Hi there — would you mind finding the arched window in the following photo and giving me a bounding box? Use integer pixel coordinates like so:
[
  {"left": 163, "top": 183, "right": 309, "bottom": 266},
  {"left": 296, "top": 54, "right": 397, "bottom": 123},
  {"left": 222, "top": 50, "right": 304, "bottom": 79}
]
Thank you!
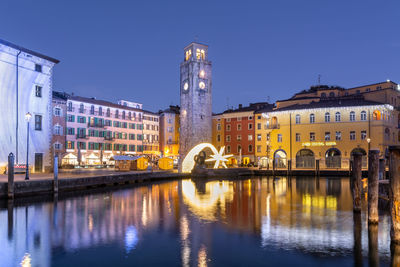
[
  {"left": 90, "top": 105, "right": 95, "bottom": 115},
  {"left": 128, "top": 112, "right": 132, "bottom": 119},
  {"left": 122, "top": 111, "right": 126, "bottom": 119},
  {"left": 99, "top": 107, "right": 103, "bottom": 116},
  {"left": 321, "top": 93, "right": 326, "bottom": 98},
  {"left": 310, "top": 113, "right": 315, "bottom": 123},
  {"left": 248, "top": 144, "right": 253, "bottom": 152},
  {"left": 335, "top": 112, "right": 341, "bottom": 122},
  {"left": 54, "top": 124, "right": 62, "bottom": 135},
  {"left": 329, "top": 92, "right": 335, "bottom": 98},
  {"left": 361, "top": 111, "right": 367, "bottom": 121},
  {"left": 115, "top": 110, "right": 119, "bottom": 118},
  {"left": 106, "top": 108, "right": 110, "bottom": 117},
  {"left": 373, "top": 110, "right": 381, "bottom": 120},
  {"left": 295, "top": 114, "right": 301, "bottom": 124},
  {"left": 79, "top": 103, "right": 84, "bottom": 113},
  {"left": 350, "top": 111, "right": 356, "bottom": 121},
  {"left": 325, "top": 112, "right": 330, "bottom": 122},
  {"left": 67, "top": 102, "right": 72, "bottom": 111},
  {"left": 385, "top": 128, "right": 390, "bottom": 140}
]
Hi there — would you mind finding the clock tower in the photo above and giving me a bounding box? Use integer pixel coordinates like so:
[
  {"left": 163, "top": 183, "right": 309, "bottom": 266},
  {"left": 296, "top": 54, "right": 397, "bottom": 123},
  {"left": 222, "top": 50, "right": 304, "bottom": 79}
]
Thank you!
[{"left": 179, "top": 42, "right": 212, "bottom": 168}]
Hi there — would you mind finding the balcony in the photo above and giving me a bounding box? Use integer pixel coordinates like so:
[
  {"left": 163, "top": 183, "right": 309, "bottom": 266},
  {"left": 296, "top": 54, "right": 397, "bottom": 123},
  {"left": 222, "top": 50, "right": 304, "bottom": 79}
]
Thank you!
[
  {"left": 104, "top": 136, "right": 114, "bottom": 141},
  {"left": 266, "top": 124, "right": 280, "bottom": 129},
  {"left": 87, "top": 122, "right": 105, "bottom": 128},
  {"left": 76, "top": 134, "right": 88, "bottom": 139}
]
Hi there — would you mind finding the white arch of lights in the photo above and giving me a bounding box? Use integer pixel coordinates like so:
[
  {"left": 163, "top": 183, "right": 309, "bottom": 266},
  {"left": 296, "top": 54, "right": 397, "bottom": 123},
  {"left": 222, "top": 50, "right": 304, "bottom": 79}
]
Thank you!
[{"left": 181, "top": 143, "right": 233, "bottom": 173}]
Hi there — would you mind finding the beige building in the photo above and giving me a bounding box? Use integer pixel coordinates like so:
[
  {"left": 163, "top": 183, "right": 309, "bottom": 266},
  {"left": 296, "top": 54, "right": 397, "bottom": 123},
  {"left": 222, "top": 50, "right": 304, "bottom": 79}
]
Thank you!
[
  {"left": 159, "top": 106, "right": 180, "bottom": 159},
  {"left": 142, "top": 111, "right": 160, "bottom": 158}
]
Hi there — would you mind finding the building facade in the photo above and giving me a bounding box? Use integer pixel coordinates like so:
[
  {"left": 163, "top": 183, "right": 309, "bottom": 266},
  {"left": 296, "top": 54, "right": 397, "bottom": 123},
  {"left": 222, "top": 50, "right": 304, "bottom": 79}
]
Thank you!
[
  {"left": 179, "top": 42, "right": 212, "bottom": 165},
  {"left": 51, "top": 91, "right": 68, "bottom": 166},
  {"left": 159, "top": 106, "right": 180, "bottom": 159},
  {"left": 63, "top": 96, "right": 144, "bottom": 166},
  {"left": 0, "top": 39, "right": 59, "bottom": 173},
  {"left": 142, "top": 111, "right": 160, "bottom": 158}
]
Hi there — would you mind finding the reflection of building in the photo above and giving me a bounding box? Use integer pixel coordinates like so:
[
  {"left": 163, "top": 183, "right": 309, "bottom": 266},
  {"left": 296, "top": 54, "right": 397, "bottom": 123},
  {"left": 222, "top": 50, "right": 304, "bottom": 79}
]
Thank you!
[
  {"left": 0, "top": 39, "right": 59, "bottom": 173},
  {"left": 159, "top": 105, "right": 180, "bottom": 158},
  {"left": 255, "top": 81, "right": 400, "bottom": 169},
  {"left": 63, "top": 95, "right": 145, "bottom": 166},
  {"left": 51, "top": 91, "right": 68, "bottom": 166},
  {"left": 179, "top": 42, "right": 212, "bottom": 166}
]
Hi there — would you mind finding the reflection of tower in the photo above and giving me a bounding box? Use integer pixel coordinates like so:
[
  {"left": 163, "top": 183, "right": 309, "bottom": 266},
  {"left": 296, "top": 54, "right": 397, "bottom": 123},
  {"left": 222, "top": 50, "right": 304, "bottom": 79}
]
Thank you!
[{"left": 179, "top": 42, "right": 212, "bottom": 168}]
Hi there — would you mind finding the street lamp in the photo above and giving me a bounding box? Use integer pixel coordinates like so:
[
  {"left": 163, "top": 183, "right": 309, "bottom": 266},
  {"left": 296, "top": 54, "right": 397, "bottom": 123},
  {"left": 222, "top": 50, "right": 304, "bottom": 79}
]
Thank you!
[
  {"left": 25, "top": 112, "right": 32, "bottom": 180},
  {"left": 367, "top": 137, "right": 371, "bottom": 151}
]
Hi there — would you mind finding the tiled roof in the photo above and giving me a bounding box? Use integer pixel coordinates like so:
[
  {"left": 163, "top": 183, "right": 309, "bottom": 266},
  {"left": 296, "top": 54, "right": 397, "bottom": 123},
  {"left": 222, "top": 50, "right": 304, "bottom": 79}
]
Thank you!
[{"left": 68, "top": 95, "right": 144, "bottom": 112}]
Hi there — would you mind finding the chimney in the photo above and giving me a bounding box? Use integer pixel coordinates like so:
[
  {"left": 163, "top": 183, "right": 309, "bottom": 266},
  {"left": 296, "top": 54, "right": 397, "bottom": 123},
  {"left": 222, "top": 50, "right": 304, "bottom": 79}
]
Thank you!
[{"left": 239, "top": 104, "right": 243, "bottom": 109}]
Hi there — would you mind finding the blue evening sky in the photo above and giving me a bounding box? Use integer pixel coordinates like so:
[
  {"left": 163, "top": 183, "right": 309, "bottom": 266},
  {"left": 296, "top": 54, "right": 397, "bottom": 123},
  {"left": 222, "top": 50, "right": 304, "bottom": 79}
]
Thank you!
[{"left": 1, "top": 0, "right": 399, "bottom": 113}]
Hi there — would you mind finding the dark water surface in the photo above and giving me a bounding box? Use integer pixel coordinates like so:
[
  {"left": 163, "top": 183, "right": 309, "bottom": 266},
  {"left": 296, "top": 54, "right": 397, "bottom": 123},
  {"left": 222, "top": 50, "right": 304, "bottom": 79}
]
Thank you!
[{"left": 0, "top": 177, "right": 393, "bottom": 266}]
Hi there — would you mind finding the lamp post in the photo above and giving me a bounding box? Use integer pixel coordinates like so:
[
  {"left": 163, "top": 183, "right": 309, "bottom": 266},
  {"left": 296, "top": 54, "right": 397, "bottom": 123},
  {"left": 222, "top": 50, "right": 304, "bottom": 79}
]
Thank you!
[
  {"left": 25, "top": 112, "right": 32, "bottom": 180},
  {"left": 367, "top": 137, "right": 371, "bottom": 151}
]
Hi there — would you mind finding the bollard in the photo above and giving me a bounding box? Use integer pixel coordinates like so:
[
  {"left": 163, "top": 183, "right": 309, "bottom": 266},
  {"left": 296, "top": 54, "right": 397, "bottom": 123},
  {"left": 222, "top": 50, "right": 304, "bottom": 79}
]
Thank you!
[
  {"left": 353, "top": 212, "right": 362, "bottom": 266},
  {"left": 368, "top": 150, "right": 380, "bottom": 224},
  {"left": 379, "top": 158, "right": 386, "bottom": 180},
  {"left": 368, "top": 224, "right": 379, "bottom": 267},
  {"left": 351, "top": 153, "right": 362, "bottom": 212},
  {"left": 315, "top": 159, "right": 320, "bottom": 177},
  {"left": 7, "top": 153, "right": 14, "bottom": 199},
  {"left": 389, "top": 146, "right": 400, "bottom": 244},
  {"left": 53, "top": 155, "right": 59, "bottom": 194}
]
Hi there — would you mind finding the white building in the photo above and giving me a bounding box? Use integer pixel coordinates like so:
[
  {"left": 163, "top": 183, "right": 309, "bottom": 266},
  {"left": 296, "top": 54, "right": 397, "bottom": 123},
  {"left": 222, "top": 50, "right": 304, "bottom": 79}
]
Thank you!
[{"left": 0, "top": 39, "right": 59, "bottom": 173}]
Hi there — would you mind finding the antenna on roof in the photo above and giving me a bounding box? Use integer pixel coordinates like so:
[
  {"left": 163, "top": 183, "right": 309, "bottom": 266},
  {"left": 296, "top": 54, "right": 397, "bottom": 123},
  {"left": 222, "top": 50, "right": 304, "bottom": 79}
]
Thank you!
[{"left": 226, "top": 97, "right": 230, "bottom": 110}]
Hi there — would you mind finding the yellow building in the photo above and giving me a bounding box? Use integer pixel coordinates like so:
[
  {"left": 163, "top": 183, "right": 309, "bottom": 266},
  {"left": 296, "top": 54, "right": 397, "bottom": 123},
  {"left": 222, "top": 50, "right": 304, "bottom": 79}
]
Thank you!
[
  {"left": 212, "top": 114, "right": 224, "bottom": 150},
  {"left": 255, "top": 98, "right": 399, "bottom": 169},
  {"left": 159, "top": 106, "right": 180, "bottom": 159}
]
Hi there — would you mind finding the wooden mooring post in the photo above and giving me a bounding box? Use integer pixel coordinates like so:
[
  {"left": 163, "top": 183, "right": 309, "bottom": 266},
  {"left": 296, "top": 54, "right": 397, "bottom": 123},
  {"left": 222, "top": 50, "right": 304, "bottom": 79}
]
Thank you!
[
  {"left": 315, "top": 159, "right": 320, "bottom": 177},
  {"left": 389, "top": 146, "right": 400, "bottom": 245},
  {"left": 368, "top": 149, "right": 379, "bottom": 224},
  {"left": 353, "top": 212, "right": 362, "bottom": 266},
  {"left": 351, "top": 152, "right": 362, "bottom": 212},
  {"left": 287, "top": 159, "right": 291, "bottom": 177},
  {"left": 7, "top": 153, "right": 14, "bottom": 199},
  {"left": 53, "top": 155, "right": 59, "bottom": 194},
  {"left": 379, "top": 158, "right": 386, "bottom": 180}
]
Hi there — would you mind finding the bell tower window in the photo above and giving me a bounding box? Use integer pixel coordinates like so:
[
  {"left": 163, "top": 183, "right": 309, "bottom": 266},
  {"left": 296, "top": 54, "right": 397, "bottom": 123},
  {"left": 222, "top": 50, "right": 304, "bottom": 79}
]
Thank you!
[{"left": 185, "top": 49, "right": 192, "bottom": 61}]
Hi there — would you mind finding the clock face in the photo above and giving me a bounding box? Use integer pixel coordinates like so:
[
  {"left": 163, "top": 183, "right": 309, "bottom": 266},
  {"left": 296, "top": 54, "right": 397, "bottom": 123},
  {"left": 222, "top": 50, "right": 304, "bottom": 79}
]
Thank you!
[
  {"left": 199, "top": 81, "right": 206, "bottom": 90},
  {"left": 183, "top": 82, "right": 189, "bottom": 92}
]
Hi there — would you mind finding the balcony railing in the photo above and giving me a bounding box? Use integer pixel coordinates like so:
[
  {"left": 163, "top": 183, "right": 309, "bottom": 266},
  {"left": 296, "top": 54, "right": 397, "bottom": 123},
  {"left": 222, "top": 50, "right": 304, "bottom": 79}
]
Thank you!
[
  {"left": 76, "top": 134, "right": 88, "bottom": 139},
  {"left": 266, "top": 124, "right": 280, "bottom": 129},
  {"left": 87, "top": 122, "right": 105, "bottom": 128},
  {"left": 78, "top": 108, "right": 86, "bottom": 114},
  {"left": 67, "top": 107, "right": 75, "bottom": 112},
  {"left": 104, "top": 136, "right": 114, "bottom": 141}
]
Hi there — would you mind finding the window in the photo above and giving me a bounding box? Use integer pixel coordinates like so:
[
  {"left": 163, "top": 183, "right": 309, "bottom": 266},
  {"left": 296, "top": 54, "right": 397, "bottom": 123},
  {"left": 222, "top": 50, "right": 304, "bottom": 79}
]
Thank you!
[
  {"left": 106, "top": 108, "right": 111, "bottom": 117},
  {"left": 237, "top": 135, "right": 242, "bottom": 141},
  {"left": 115, "top": 110, "right": 119, "bottom": 118},
  {"left": 248, "top": 135, "right": 253, "bottom": 141},
  {"left": 321, "top": 93, "right": 326, "bottom": 98},
  {"left": 237, "top": 145, "right": 242, "bottom": 152},
  {"left": 248, "top": 116, "right": 253, "bottom": 120},
  {"left": 66, "top": 141, "right": 74, "bottom": 149},
  {"left": 257, "top": 145, "right": 261, "bottom": 153},
  {"left": 122, "top": 111, "right": 125, "bottom": 119},
  {"left": 35, "top": 64, "right": 42, "bottom": 72},
  {"left": 54, "top": 124, "right": 62, "bottom": 135},
  {"left": 216, "top": 123, "right": 221, "bottom": 131},
  {"left": 296, "top": 133, "right": 300, "bottom": 142},
  {"left": 336, "top": 131, "right": 341, "bottom": 141},
  {"left": 310, "top": 113, "right": 315, "bottom": 124},
  {"left": 361, "top": 111, "right": 367, "bottom": 121},
  {"left": 325, "top": 112, "right": 330, "bottom": 122},
  {"left": 310, "top": 132, "right": 315, "bottom": 141},
  {"left": 226, "top": 145, "right": 231, "bottom": 153},
  {"left": 226, "top": 135, "right": 231, "bottom": 142},
  {"left": 35, "top": 115, "right": 42, "bottom": 130},
  {"left": 90, "top": 105, "right": 95, "bottom": 115},
  {"left": 226, "top": 118, "right": 231, "bottom": 122},
  {"left": 78, "top": 116, "right": 85, "bottom": 123},
  {"left": 67, "top": 128, "right": 74, "bottom": 135},
  {"left": 257, "top": 134, "right": 261, "bottom": 141},
  {"left": 67, "top": 102, "right": 73, "bottom": 112},
  {"left": 335, "top": 112, "right": 341, "bottom": 122},
  {"left": 295, "top": 114, "right": 301, "bottom": 124},
  {"left": 237, "top": 124, "right": 242, "bottom": 131},
  {"left": 67, "top": 115, "right": 74, "bottom": 122},
  {"left": 99, "top": 107, "right": 103, "bottom": 116},
  {"left": 361, "top": 130, "right": 367, "bottom": 140},
  {"left": 226, "top": 125, "right": 231, "bottom": 131},
  {"left": 54, "top": 107, "right": 61, "bottom": 116},
  {"left": 325, "top": 132, "right": 331, "bottom": 141},
  {"left": 79, "top": 103, "right": 84, "bottom": 113},
  {"left": 257, "top": 123, "right": 261, "bottom": 130},
  {"left": 350, "top": 111, "right": 356, "bottom": 121},
  {"left": 35, "top": 85, "right": 42, "bottom": 97},
  {"left": 217, "top": 135, "right": 221, "bottom": 142},
  {"left": 329, "top": 92, "right": 335, "bottom": 98},
  {"left": 350, "top": 131, "right": 356, "bottom": 140},
  {"left": 248, "top": 123, "right": 253, "bottom": 130},
  {"left": 277, "top": 134, "right": 282, "bottom": 143},
  {"left": 237, "top": 117, "right": 242, "bottom": 121},
  {"left": 54, "top": 142, "right": 62, "bottom": 150},
  {"left": 248, "top": 145, "right": 253, "bottom": 152},
  {"left": 266, "top": 133, "right": 270, "bottom": 141}
]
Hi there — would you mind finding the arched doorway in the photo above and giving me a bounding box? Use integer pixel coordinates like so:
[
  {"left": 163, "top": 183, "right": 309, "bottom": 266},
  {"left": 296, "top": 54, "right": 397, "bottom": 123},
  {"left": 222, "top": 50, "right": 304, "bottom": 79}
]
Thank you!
[
  {"left": 296, "top": 149, "right": 315, "bottom": 168},
  {"left": 273, "top": 149, "right": 287, "bottom": 168},
  {"left": 351, "top": 148, "right": 367, "bottom": 168},
  {"left": 259, "top": 157, "right": 269, "bottom": 168},
  {"left": 325, "top": 148, "right": 341, "bottom": 168}
]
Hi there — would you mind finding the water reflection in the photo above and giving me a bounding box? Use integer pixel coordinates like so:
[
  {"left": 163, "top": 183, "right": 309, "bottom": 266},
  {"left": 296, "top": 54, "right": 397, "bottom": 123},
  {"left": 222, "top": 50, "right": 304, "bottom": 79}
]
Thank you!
[{"left": 0, "top": 177, "right": 393, "bottom": 266}]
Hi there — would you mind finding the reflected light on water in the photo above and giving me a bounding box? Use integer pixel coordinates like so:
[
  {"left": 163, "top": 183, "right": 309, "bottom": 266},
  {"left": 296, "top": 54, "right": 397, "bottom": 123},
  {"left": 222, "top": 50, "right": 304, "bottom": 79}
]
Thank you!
[
  {"left": 181, "top": 180, "right": 233, "bottom": 221},
  {"left": 88, "top": 214, "right": 93, "bottom": 232},
  {"left": 180, "top": 216, "right": 190, "bottom": 267},
  {"left": 20, "top": 253, "right": 31, "bottom": 267},
  {"left": 302, "top": 194, "right": 337, "bottom": 210},
  {"left": 198, "top": 245, "right": 208, "bottom": 267},
  {"left": 125, "top": 226, "right": 138, "bottom": 253},
  {"left": 141, "top": 196, "right": 148, "bottom": 226}
]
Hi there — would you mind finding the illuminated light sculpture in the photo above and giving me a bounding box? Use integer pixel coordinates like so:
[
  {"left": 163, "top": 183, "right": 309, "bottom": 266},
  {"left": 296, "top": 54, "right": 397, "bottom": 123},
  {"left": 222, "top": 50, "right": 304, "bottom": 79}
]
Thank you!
[{"left": 181, "top": 143, "right": 233, "bottom": 173}]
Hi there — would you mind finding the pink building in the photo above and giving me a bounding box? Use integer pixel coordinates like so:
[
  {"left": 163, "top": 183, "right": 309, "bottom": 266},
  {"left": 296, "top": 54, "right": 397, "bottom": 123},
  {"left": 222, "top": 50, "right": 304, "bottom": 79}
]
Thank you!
[{"left": 62, "top": 95, "right": 144, "bottom": 166}]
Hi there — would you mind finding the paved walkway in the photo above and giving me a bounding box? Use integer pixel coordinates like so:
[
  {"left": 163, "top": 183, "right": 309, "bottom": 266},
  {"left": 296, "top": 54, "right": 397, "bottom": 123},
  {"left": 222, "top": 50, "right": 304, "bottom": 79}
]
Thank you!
[{"left": 0, "top": 169, "right": 175, "bottom": 182}]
